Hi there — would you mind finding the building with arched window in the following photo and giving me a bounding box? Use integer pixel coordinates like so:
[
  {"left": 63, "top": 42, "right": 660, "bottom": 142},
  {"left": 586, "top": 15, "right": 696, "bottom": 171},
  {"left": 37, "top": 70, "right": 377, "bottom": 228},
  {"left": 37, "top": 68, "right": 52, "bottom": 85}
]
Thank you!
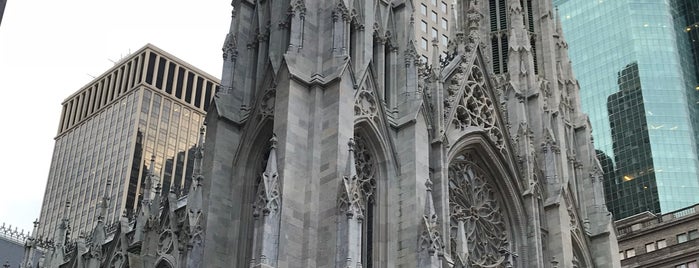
[{"left": 30, "top": 1, "right": 622, "bottom": 267}]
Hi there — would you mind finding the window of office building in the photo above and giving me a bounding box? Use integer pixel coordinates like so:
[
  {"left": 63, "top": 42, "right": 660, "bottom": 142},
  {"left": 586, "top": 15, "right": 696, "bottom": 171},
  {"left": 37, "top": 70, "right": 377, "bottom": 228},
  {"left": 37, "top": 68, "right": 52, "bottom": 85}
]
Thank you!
[
  {"left": 689, "top": 229, "right": 699, "bottom": 240},
  {"left": 441, "top": 35, "right": 448, "bottom": 46},
  {"left": 431, "top": 28, "right": 438, "bottom": 39},
  {"left": 645, "top": 242, "right": 655, "bottom": 253},
  {"left": 619, "top": 251, "right": 625, "bottom": 260},
  {"left": 431, "top": 11, "right": 438, "bottom": 22},
  {"left": 420, "top": 4, "right": 427, "bottom": 15},
  {"left": 657, "top": 239, "right": 667, "bottom": 249},
  {"left": 441, "top": 1, "right": 448, "bottom": 13},
  {"left": 421, "top": 20, "right": 427, "bottom": 33},
  {"left": 421, "top": 38, "right": 428, "bottom": 50},
  {"left": 441, "top": 18, "right": 448, "bottom": 30},
  {"left": 625, "top": 248, "right": 635, "bottom": 258},
  {"left": 678, "top": 233, "right": 688, "bottom": 243},
  {"left": 676, "top": 261, "right": 698, "bottom": 268}
]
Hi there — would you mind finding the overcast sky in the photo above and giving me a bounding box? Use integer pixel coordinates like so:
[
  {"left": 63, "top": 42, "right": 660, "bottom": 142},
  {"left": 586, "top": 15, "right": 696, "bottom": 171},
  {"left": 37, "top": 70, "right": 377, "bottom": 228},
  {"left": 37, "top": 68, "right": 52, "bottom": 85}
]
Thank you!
[{"left": 0, "top": 1, "right": 230, "bottom": 233}]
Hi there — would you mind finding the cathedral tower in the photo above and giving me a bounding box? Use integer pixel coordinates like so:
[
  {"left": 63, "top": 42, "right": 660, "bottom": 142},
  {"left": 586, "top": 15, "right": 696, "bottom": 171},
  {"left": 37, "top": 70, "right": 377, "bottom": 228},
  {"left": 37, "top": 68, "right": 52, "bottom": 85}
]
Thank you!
[
  {"left": 200, "top": 0, "right": 621, "bottom": 267},
  {"left": 32, "top": 1, "right": 621, "bottom": 267}
]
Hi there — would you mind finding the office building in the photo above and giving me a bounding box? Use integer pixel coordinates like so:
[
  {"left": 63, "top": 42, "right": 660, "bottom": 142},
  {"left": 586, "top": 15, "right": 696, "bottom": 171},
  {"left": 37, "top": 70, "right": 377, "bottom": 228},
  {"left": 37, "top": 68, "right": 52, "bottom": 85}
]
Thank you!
[
  {"left": 414, "top": 0, "right": 450, "bottom": 63},
  {"left": 36, "top": 44, "right": 220, "bottom": 240},
  {"left": 554, "top": 0, "right": 699, "bottom": 219},
  {"left": 616, "top": 204, "right": 699, "bottom": 267}
]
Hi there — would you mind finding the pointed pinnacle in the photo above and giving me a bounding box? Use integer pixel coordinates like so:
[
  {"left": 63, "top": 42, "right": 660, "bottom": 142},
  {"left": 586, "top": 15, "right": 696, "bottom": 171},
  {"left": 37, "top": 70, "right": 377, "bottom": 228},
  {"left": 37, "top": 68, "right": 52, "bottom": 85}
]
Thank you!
[
  {"left": 198, "top": 125, "right": 206, "bottom": 146},
  {"left": 149, "top": 155, "right": 156, "bottom": 174}
]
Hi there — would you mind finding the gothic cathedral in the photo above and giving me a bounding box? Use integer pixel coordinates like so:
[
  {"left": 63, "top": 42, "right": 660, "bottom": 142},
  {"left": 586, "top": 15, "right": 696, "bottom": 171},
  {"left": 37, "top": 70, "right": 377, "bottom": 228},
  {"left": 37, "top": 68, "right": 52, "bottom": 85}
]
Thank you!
[{"left": 29, "top": 0, "right": 622, "bottom": 267}]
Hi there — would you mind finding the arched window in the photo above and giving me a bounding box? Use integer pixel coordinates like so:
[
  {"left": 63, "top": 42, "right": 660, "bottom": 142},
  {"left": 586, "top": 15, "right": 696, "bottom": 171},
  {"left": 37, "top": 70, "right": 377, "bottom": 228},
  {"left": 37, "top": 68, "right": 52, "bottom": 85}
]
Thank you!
[
  {"left": 448, "top": 152, "right": 513, "bottom": 267},
  {"left": 353, "top": 135, "right": 377, "bottom": 267}
]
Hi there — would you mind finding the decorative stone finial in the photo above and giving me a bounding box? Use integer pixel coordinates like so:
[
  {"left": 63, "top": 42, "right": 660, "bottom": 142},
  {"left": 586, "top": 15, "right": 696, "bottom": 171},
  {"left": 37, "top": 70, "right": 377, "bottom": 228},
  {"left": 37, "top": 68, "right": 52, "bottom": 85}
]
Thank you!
[
  {"left": 149, "top": 155, "right": 156, "bottom": 171},
  {"left": 270, "top": 134, "right": 278, "bottom": 149},
  {"left": 348, "top": 138, "right": 356, "bottom": 152}
]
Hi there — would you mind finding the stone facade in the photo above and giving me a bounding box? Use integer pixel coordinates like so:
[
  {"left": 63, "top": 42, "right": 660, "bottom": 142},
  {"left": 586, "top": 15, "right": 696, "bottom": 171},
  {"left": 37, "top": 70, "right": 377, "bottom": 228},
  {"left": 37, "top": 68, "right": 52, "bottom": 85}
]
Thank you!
[
  {"left": 27, "top": 0, "right": 622, "bottom": 267},
  {"left": 616, "top": 204, "right": 699, "bottom": 267}
]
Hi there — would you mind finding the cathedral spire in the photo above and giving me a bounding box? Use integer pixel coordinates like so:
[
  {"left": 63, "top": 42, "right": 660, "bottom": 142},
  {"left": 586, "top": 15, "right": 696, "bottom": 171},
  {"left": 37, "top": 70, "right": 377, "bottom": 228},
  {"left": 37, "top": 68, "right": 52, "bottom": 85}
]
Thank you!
[
  {"left": 221, "top": 3, "right": 239, "bottom": 95},
  {"left": 418, "top": 178, "right": 443, "bottom": 267},
  {"left": 20, "top": 220, "right": 40, "bottom": 268},
  {"left": 507, "top": 0, "right": 537, "bottom": 93},
  {"left": 336, "top": 138, "right": 363, "bottom": 268},
  {"left": 251, "top": 134, "right": 281, "bottom": 268},
  {"left": 144, "top": 155, "right": 155, "bottom": 202},
  {"left": 186, "top": 126, "right": 205, "bottom": 243},
  {"left": 98, "top": 179, "right": 111, "bottom": 223}
]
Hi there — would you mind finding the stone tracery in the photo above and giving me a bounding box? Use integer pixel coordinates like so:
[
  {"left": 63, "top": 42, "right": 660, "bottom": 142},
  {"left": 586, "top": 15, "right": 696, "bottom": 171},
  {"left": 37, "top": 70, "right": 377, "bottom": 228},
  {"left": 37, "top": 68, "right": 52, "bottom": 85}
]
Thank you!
[
  {"left": 449, "top": 153, "right": 512, "bottom": 267},
  {"left": 353, "top": 136, "right": 377, "bottom": 205},
  {"left": 447, "top": 63, "right": 507, "bottom": 154}
]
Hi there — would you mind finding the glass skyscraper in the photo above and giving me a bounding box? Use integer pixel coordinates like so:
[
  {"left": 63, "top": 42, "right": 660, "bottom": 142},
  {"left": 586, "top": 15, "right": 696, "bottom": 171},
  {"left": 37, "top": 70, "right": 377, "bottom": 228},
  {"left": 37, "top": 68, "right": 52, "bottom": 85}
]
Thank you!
[
  {"left": 554, "top": 0, "right": 699, "bottom": 219},
  {"left": 37, "top": 44, "right": 220, "bottom": 239}
]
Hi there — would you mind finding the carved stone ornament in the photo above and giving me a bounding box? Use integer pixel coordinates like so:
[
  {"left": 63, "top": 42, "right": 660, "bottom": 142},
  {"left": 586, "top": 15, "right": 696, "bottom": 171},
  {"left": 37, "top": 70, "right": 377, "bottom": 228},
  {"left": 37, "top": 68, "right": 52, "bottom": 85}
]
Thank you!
[
  {"left": 290, "top": 0, "right": 307, "bottom": 18},
  {"left": 449, "top": 64, "right": 506, "bottom": 153},
  {"left": 158, "top": 230, "right": 175, "bottom": 254},
  {"left": 109, "top": 252, "right": 126, "bottom": 268},
  {"left": 222, "top": 33, "right": 238, "bottom": 61},
  {"left": 258, "top": 83, "right": 276, "bottom": 120},
  {"left": 253, "top": 136, "right": 281, "bottom": 217},
  {"left": 338, "top": 139, "right": 365, "bottom": 217},
  {"left": 354, "top": 83, "right": 379, "bottom": 121},
  {"left": 419, "top": 179, "right": 444, "bottom": 256},
  {"left": 332, "top": 0, "right": 350, "bottom": 22},
  {"left": 449, "top": 153, "right": 512, "bottom": 267},
  {"left": 568, "top": 203, "right": 578, "bottom": 231}
]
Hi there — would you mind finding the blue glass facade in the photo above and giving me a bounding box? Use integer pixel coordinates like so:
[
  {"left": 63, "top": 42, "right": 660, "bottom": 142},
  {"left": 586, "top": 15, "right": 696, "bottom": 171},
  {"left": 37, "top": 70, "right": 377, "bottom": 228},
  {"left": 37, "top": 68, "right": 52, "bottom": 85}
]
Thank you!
[{"left": 554, "top": 0, "right": 699, "bottom": 219}]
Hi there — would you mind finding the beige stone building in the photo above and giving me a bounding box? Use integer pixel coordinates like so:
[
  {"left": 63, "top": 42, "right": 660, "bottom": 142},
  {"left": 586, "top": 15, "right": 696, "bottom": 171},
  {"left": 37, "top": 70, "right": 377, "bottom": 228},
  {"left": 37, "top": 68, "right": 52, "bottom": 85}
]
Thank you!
[
  {"left": 36, "top": 44, "right": 220, "bottom": 240},
  {"left": 616, "top": 204, "right": 699, "bottom": 268}
]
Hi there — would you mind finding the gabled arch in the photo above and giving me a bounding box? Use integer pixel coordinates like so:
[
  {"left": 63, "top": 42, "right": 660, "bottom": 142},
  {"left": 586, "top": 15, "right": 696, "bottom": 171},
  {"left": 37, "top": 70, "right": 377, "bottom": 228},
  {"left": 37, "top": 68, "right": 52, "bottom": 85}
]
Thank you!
[
  {"left": 353, "top": 69, "right": 400, "bottom": 173},
  {"left": 446, "top": 133, "right": 528, "bottom": 267},
  {"left": 441, "top": 46, "right": 523, "bottom": 190},
  {"left": 571, "top": 235, "right": 592, "bottom": 268},
  {"left": 227, "top": 116, "right": 275, "bottom": 267},
  {"left": 352, "top": 120, "right": 399, "bottom": 267}
]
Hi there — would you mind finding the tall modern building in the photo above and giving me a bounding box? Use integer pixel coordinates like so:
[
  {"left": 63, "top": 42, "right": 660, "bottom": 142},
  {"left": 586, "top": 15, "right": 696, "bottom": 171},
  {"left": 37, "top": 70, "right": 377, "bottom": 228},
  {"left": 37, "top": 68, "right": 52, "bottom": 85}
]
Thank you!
[
  {"left": 36, "top": 44, "right": 220, "bottom": 240},
  {"left": 414, "top": 0, "right": 450, "bottom": 63},
  {"left": 554, "top": 0, "right": 699, "bottom": 219}
]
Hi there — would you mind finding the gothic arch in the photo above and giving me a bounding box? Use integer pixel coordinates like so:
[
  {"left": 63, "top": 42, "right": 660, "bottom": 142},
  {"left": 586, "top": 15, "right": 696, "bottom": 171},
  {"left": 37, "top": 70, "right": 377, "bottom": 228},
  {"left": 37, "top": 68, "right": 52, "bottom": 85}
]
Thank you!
[
  {"left": 231, "top": 120, "right": 275, "bottom": 267},
  {"left": 154, "top": 257, "right": 174, "bottom": 268},
  {"left": 446, "top": 133, "right": 527, "bottom": 267},
  {"left": 353, "top": 122, "right": 399, "bottom": 267},
  {"left": 571, "top": 230, "right": 592, "bottom": 268}
]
